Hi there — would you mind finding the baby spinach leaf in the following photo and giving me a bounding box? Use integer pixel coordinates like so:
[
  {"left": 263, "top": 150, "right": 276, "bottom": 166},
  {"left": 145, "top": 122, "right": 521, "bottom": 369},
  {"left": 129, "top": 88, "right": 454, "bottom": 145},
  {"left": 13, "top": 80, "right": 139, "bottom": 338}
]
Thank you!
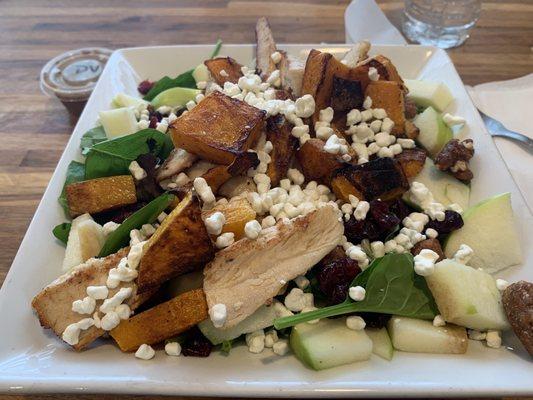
[
  {"left": 98, "top": 192, "right": 175, "bottom": 257},
  {"left": 143, "top": 39, "right": 223, "bottom": 101},
  {"left": 80, "top": 125, "right": 107, "bottom": 155},
  {"left": 58, "top": 160, "right": 86, "bottom": 215},
  {"left": 274, "top": 253, "right": 438, "bottom": 330},
  {"left": 84, "top": 129, "right": 173, "bottom": 180},
  {"left": 220, "top": 339, "right": 233, "bottom": 356},
  {"left": 52, "top": 222, "right": 71, "bottom": 245}
]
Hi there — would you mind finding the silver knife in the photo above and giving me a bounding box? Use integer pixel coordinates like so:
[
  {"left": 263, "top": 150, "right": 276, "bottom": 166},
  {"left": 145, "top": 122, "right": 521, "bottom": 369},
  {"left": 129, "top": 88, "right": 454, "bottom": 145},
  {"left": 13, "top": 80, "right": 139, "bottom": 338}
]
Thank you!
[{"left": 480, "top": 111, "right": 533, "bottom": 155}]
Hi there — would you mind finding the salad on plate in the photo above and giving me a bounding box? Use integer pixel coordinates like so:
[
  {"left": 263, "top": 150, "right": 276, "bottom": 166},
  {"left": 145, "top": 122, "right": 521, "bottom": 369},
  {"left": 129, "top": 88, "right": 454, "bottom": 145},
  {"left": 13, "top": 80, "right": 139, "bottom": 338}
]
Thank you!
[{"left": 32, "top": 18, "right": 531, "bottom": 369}]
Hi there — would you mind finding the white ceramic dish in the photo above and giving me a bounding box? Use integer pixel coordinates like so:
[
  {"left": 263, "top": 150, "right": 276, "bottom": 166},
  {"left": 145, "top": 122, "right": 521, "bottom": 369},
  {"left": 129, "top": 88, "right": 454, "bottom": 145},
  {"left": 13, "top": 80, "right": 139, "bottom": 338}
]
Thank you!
[{"left": 0, "top": 44, "right": 531, "bottom": 397}]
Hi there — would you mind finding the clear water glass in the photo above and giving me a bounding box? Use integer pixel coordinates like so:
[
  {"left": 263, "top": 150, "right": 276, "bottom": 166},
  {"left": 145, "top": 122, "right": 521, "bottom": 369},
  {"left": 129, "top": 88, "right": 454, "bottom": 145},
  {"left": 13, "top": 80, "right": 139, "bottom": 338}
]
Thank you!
[{"left": 402, "top": 0, "right": 482, "bottom": 49}]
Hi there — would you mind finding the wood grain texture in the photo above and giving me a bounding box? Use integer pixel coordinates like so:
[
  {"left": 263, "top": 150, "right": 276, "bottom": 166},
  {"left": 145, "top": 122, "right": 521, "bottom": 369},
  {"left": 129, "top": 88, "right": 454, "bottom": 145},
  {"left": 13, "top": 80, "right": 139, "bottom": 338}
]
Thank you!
[{"left": 0, "top": 0, "right": 532, "bottom": 399}]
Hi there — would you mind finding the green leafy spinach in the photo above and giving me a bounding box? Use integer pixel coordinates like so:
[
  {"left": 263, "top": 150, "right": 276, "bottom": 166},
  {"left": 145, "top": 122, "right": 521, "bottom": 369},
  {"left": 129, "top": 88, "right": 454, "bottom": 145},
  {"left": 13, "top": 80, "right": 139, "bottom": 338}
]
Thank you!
[
  {"left": 274, "top": 253, "right": 438, "bottom": 330},
  {"left": 84, "top": 128, "right": 173, "bottom": 180},
  {"left": 52, "top": 222, "right": 71, "bottom": 245},
  {"left": 58, "top": 160, "right": 86, "bottom": 215},
  {"left": 220, "top": 339, "right": 233, "bottom": 356},
  {"left": 80, "top": 125, "right": 107, "bottom": 156},
  {"left": 98, "top": 192, "right": 175, "bottom": 257},
  {"left": 143, "top": 39, "right": 223, "bottom": 101}
]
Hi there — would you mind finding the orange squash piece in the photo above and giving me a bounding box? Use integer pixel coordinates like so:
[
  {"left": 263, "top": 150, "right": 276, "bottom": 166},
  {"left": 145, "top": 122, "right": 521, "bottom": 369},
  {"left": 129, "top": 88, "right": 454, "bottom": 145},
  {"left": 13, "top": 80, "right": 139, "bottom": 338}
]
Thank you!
[
  {"left": 365, "top": 80, "right": 406, "bottom": 136},
  {"left": 202, "top": 194, "right": 256, "bottom": 240},
  {"left": 204, "top": 57, "right": 243, "bottom": 85}
]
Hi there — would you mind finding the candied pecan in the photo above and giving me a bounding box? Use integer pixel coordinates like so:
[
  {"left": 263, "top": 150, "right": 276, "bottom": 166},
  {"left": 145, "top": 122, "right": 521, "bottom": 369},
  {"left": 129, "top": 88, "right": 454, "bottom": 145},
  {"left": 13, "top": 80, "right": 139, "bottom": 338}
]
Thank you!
[
  {"left": 411, "top": 238, "right": 445, "bottom": 261},
  {"left": 434, "top": 139, "right": 475, "bottom": 183},
  {"left": 138, "top": 80, "right": 154, "bottom": 95},
  {"left": 404, "top": 97, "right": 418, "bottom": 120},
  {"left": 181, "top": 328, "right": 213, "bottom": 357},
  {"left": 502, "top": 281, "right": 533, "bottom": 356}
]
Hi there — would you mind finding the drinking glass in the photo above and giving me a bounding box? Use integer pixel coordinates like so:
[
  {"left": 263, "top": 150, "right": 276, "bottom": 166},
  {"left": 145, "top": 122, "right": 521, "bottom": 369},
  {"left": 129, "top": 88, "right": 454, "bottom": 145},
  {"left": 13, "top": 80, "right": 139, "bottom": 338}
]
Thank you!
[{"left": 402, "top": 0, "right": 482, "bottom": 49}]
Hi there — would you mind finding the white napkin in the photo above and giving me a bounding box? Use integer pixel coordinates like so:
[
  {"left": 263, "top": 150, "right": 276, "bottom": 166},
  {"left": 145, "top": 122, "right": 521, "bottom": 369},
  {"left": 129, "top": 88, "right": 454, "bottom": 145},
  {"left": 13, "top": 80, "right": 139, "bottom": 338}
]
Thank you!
[
  {"left": 467, "top": 75, "right": 533, "bottom": 209},
  {"left": 344, "top": 0, "right": 407, "bottom": 45}
]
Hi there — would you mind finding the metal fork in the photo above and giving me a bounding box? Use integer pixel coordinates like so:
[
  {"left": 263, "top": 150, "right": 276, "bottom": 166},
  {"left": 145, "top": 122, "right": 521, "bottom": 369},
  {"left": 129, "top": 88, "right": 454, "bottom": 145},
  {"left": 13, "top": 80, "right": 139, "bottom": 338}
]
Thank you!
[{"left": 480, "top": 111, "right": 533, "bottom": 155}]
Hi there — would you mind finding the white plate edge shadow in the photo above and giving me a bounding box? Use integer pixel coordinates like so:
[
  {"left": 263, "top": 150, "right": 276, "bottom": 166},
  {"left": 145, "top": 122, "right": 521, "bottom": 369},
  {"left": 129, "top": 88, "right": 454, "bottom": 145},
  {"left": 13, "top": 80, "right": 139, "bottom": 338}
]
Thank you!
[{"left": 0, "top": 44, "right": 531, "bottom": 397}]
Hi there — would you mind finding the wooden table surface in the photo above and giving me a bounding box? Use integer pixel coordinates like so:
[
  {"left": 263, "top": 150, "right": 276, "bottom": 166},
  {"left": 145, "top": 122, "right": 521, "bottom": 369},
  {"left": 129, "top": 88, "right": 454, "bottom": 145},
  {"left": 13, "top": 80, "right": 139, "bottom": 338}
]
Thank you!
[{"left": 0, "top": 0, "right": 532, "bottom": 399}]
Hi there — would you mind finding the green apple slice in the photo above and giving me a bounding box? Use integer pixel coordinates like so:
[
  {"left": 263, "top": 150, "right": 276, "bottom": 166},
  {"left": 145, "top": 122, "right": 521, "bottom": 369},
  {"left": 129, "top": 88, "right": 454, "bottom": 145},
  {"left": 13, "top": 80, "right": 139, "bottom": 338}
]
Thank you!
[
  {"left": 425, "top": 259, "right": 510, "bottom": 330},
  {"left": 192, "top": 63, "right": 210, "bottom": 83},
  {"left": 387, "top": 316, "right": 468, "bottom": 354},
  {"left": 111, "top": 93, "right": 149, "bottom": 109},
  {"left": 150, "top": 87, "right": 200, "bottom": 109},
  {"left": 366, "top": 327, "right": 394, "bottom": 361},
  {"left": 405, "top": 79, "right": 454, "bottom": 112},
  {"left": 62, "top": 214, "right": 104, "bottom": 272},
  {"left": 290, "top": 318, "right": 372, "bottom": 370},
  {"left": 413, "top": 106, "right": 453, "bottom": 157},
  {"left": 444, "top": 192, "right": 522, "bottom": 272},
  {"left": 99, "top": 107, "right": 138, "bottom": 139}
]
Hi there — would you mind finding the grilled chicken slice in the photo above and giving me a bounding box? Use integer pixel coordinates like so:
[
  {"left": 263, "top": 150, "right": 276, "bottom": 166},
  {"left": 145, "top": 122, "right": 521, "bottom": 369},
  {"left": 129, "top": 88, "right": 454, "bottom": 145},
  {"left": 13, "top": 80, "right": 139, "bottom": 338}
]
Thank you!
[
  {"left": 280, "top": 54, "right": 305, "bottom": 97},
  {"left": 32, "top": 249, "right": 154, "bottom": 351},
  {"left": 203, "top": 205, "right": 343, "bottom": 328},
  {"left": 255, "top": 17, "right": 277, "bottom": 80},
  {"left": 156, "top": 148, "right": 198, "bottom": 182},
  {"left": 341, "top": 41, "right": 371, "bottom": 67}
]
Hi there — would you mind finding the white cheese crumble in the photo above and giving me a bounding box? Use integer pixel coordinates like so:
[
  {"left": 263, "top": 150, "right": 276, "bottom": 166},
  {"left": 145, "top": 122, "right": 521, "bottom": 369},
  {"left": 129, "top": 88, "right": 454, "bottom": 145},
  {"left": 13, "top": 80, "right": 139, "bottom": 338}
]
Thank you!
[
  {"left": 165, "top": 341, "right": 182, "bottom": 356},
  {"left": 346, "top": 316, "right": 366, "bottom": 330},
  {"left": 294, "top": 94, "right": 316, "bottom": 118},
  {"left": 72, "top": 296, "right": 96, "bottom": 315},
  {"left": 193, "top": 177, "right": 216, "bottom": 206},
  {"left": 128, "top": 161, "right": 147, "bottom": 181},
  {"left": 453, "top": 244, "right": 474, "bottom": 265},
  {"left": 135, "top": 344, "right": 155, "bottom": 360},
  {"left": 406, "top": 182, "right": 446, "bottom": 221},
  {"left": 496, "top": 279, "right": 509, "bottom": 291},
  {"left": 362, "top": 96, "right": 372, "bottom": 110},
  {"left": 245, "top": 329, "right": 266, "bottom": 354},
  {"left": 485, "top": 330, "right": 502, "bottom": 349},
  {"left": 100, "top": 287, "right": 133, "bottom": 314},
  {"left": 432, "top": 314, "right": 446, "bottom": 327},
  {"left": 368, "top": 67, "right": 379, "bottom": 81},
  {"left": 294, "top": 275, "right": 310, "bottom": 290},
  {"left": 205, "top": 211, "right": 226, "bottom": 235},
  {"left": 87, "top": 285, "right": 109, "bottom": 300},
  {"left": 425, "top": 228, "right": 439, "bottom": 239},
  {"left": 284, "top": 288, "right": 314, "bottom": 312},
  {"left": 272, "top": 340, "right": 290, "bottom": 356},
  {"left": 264, "top": 330, "right": 279, "bottom": 348},
  {"left": 442, "top": 113, "right": 466, "bottom": 127},
  {"left": 371, "top": 241, "right": 385, "bottom": 258},
  {"left": 100, "top": 311, "right": 121, "bottom": 331},
  {"left": 270, "top": 51, "right": 282, "bottom": 64},
  {"left": 413, "top": 249, "right": 439, "bottom": 276},
  {"left": 353, "top": 201, "right": 370, "bottom": 221},
  {"left": 244, "top": 219, "right": 262, "bottom": 239},
  {"left": 61, "top": 318, "right": 94, "bottom": 345},
  {"left": 349, "top": 286, "right": 366, "bottom": 301},
  {"left": 215, "top": 232, "right": 235, "bottom": 249},
  {"left": 115, "top": 304, "right": 131, "bottom": 320},
  {"left": 209, "top": 303, "right": 227, "bottom": 328},
  {"left": 468, "top": 329, "right": 487, "bottom": 341}
]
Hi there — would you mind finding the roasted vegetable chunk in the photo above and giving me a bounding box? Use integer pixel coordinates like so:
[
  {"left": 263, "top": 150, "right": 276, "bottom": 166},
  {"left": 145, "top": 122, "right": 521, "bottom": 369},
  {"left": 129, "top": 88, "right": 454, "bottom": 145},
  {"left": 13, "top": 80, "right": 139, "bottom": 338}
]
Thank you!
[
  {"left": 204, "top": 57, "right": 243, "bottom": 85},
  {"left": 365, "top": 81, "right": 406, "bottom": 136},
  {"left": 137, "top": 192, "right": 215, "bottom": 292},
  {"left": 301, "top": 49, "right": 371, "bottom": 125},
  {"left": 266, "top": 116, "right": 299, "bottom": 186},
  {"left": 296, "top": 138, "right": 344, "bottom": 184},
  {"left": 111, "top": 289, "right": 208, "bottom": 352},
  {"left": 331, "top": 158, "right": 408, "bottom": 202},
  {"left": 404, "top": 120, "right": 420, "bottom": 140},
  {"left": 170, "top": 91, "right": 266, "bottom": 165},
  {"left": 202, "top": 194, "right": 256, "bottom": 239},
  {"left": 330, "top": 76, "right": 364, "bottom": 112},
  {"left": 66, "top": 175, "right": 137, "bottom": 217},
  {"left": 394, "top": 148, "right": 426, "bottom": 178}
]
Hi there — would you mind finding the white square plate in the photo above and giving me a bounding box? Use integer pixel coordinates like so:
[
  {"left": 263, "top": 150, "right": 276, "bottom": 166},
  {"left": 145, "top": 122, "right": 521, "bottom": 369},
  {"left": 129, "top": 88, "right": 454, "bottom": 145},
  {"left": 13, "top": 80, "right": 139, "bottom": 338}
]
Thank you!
[{"left": 0, "top": 44, "right": 531, "bottom": 397}]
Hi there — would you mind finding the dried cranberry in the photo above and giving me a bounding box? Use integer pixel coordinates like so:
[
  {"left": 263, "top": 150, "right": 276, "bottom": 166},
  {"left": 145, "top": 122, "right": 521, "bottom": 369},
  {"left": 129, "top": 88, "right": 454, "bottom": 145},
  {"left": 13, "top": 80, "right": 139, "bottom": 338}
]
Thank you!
[
  {"left": 181, "top": 329, "right": 213, "bottom": 357},
  {"left": 388, "top": 199, "right": 413, "bottom": 221},
  {"left": 137, "top": 80, "right": 154, "bottom": 95},
  {"left": 359, "top": 312, "right": 391, "bottom": 329},
  {"left": 426, "top": 210, "right": 464, "bottom": 235},
  {"left": 316, "top": 258, "right": 361, "bottom": 305},
  {"left": 148, "top": 116, "right": 158, "bottom": 129},
  {"left": 369, "top": 200, "right": 400, "bottom": 232}
]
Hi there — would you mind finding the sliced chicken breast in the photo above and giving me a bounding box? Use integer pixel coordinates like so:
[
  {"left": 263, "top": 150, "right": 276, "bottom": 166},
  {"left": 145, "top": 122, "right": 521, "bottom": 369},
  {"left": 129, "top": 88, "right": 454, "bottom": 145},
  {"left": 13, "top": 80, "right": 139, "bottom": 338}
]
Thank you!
[
  {"left": 203, "top": 205, "right": 343, "bottom": 328},
  {"left": 156, "top": 148, "right": 198, "bottom": 182}
]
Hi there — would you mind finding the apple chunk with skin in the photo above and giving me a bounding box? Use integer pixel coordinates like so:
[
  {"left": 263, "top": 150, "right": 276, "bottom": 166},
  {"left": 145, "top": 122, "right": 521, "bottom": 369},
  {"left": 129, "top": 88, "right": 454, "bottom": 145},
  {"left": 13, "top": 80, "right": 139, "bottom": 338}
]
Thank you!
[
  {"left": 444, "top": 192, "right": 522, "bottom": 273},
  {"left": 290, "top": 318, "right": 372, "bottom": 370},
  {"left": 366, "top": 327, "right": 394, "bottom": 361},
  {"left": 425, "top": 259, "right": 509, "bottom": 331},
  {"left": 387, "top": 316, "right": 468, "bottom": 354},
  {"left": 405, "top": 79, "right": 454, "bottom": 112},
  {"left": 413, "top": 106, "right": 453, "bottom": 158}
]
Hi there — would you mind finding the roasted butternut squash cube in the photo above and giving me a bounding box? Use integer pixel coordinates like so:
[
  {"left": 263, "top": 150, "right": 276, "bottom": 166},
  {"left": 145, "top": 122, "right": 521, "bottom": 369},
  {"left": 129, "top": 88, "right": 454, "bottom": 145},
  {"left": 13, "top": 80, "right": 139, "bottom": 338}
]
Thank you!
[
  {"left": 332, "top": 158, "right": 409, "bottom": 202},
  {"left": 301, "top": 49, "right": 372, "bottom": 125},
  {"left": 202, "top": 194, "right": 256, "bottom": 239},
  {"left": 170, "top": 91, "right": 266, "bottom": 165},
  {"left": 404, "top": 120, "right": 420, "bottom": 140},
  {"left": 137, "top": 192, "right": 215, "bottom": 292},
  {"left": 330, "top": 76, "right": 364, "bottom": 112},
  {"left": 360, "top": 55, "right": 406, "bottom": 91},
  {"left": 266, "top": 116, "right": 299, "bottom": 186},
  {"left": 365, "top": 81, "right": 406, "bottom": 136},
  {"left": 296, "top": 138, "right": 344, "bottom": 184},
  {"left": 204, "top": 56, "right": 243, "bottom": 85},
  {"left": 395, "top": 148, "right": 426, "bottom": 178},
  {"left": 110, "top": 289, "right": 208, "bottom": 352},
  {"left": 66, "top": 175, "right": 137, "bottom": 217}
]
